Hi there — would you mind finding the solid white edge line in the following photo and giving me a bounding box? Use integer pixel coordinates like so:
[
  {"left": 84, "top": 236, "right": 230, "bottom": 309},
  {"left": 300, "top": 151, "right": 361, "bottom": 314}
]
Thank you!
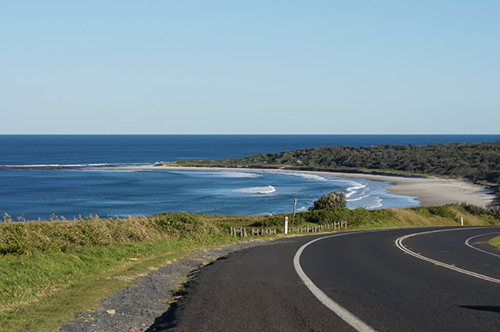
[
  {"left": 465, "top": 232, "right": 500, "bottom": 259},
  {"left": 395, "top": 228, "right": 500, "bottom": 284},
  {"left": 293, "top": 232, "right": 377, "bottom": 332}
]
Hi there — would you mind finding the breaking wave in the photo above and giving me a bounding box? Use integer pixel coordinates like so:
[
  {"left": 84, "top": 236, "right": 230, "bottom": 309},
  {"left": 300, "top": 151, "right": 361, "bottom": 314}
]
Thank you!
[
  {"left": 216, "top": 171, "right": 262, "bottom": 178},
  {"left": 233, "top": 185, "right": 276, "bottom": 195},
  {"left": 345, "top": 182, "right": 367, "bottom": 198},
  {"left": 284, "top": 172, "right": 330, "bottom": 181},
  {"left": 347, "top": 194, "right": 371, "bottom": 202},
  {"left": 366, "top": 196, "right": 383, "bottom": 209}
]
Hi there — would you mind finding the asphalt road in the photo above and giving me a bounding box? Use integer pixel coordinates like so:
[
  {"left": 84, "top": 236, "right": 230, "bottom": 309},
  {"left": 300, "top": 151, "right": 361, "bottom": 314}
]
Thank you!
[{"left": 150, "top": 227, "right": 500, "bottom": 331}]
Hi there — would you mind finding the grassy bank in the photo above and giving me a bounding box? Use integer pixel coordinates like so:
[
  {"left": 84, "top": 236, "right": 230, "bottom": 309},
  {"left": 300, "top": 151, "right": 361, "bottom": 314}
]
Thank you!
[
  {"left": 1, "top": 204, "right": 499, "bottom": 331},
  {"left": 0, "top": 213, "right": 254, "bottom": 331},
  {"left": 490, "top": 236, "right": 500, "bottom": 249}
]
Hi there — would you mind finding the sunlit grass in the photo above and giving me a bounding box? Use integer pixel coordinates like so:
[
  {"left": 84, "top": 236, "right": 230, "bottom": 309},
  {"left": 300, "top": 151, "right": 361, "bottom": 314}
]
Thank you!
[{"left": 0, "top": 236, "right": 249, "bottom": 332}]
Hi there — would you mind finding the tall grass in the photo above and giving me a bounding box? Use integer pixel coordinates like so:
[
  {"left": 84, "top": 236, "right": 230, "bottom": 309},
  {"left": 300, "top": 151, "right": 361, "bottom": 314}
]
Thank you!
[
  {"left": 2, "top": 204, "right": 497, "bottom": 258},
  {"left": 0, "top": 213, "right": 231, "bottom": 256}
]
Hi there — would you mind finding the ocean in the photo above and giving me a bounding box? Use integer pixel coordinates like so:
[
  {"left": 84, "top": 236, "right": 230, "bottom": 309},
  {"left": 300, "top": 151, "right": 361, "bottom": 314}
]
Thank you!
[{"left": 1, "top": 135, "right": 499, "bottom": 220}]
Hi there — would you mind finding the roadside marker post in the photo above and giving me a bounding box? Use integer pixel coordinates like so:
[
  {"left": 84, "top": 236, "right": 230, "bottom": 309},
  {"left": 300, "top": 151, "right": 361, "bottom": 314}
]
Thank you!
[
  {"left": 292, "top": 198, "right": 297, "bottom": 229},
  {"left": 461, "top": 217, "right": 464, "bottom": 226},
  {"left": 285, "top": 217, "right": 289, "bottom": 235}
]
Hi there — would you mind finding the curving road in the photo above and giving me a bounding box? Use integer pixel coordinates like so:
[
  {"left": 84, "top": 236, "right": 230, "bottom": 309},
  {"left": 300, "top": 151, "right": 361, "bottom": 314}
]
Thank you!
[{"left": 151, "top": 227, "right": 500, "bottom": 331}]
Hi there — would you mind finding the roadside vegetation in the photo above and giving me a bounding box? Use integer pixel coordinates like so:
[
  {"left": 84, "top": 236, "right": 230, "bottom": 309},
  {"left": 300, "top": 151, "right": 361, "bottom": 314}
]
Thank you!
[
  {"left": 161, "top": 141, "right": 500, "bottom": 199},
  {"left": 1, "top": 203, "right": 500, "bottom": 331},
  {"left": 250, "top": 203, "right": 499, "bottom": 229},
  {"left": 489, "top": 236, "right": 500, "bottom": 249},
  {"left": 0, "top": 213, "right": 262, "bottom": 332},
  {"left": 309, "top": 191, "right": 347, "bottom": 210}
]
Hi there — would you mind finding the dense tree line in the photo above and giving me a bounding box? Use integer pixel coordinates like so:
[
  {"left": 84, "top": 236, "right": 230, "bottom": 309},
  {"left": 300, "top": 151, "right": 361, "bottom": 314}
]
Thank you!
[
  {"left": 167, "top": 142, "right": 500, "bottom": 188},
  {"left": 227, "top": 142, "right": 500, "bottom": 185}
]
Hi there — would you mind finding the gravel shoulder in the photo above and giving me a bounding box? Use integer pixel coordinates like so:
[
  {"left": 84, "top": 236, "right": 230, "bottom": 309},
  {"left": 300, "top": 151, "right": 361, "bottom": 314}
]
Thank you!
[{"left": 59, "top": 240, "right": 271, "bottom": 332}]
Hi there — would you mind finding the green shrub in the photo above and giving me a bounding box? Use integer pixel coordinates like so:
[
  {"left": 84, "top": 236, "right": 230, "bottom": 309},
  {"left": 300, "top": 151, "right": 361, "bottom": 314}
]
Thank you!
[
  {"left": 456, "top": 203, "right": 500, "bottom": 220},
  {"left": 427, "top": 206, "right": 456, "bottom": 219},
  {"left": 309, "top": 191, "right": 347, "bottom": 210},
  {"left": 409, "top": 206, "right": 457, "bottom": 219}
]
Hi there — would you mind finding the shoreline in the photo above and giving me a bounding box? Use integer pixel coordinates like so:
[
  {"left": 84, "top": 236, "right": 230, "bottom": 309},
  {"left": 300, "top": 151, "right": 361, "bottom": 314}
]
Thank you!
[{"left": 100, "top": 165, "right": 497, "bottom": 207}]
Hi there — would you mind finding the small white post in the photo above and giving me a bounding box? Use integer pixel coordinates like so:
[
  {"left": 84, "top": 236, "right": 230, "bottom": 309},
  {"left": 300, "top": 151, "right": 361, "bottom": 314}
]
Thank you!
[
  {"left": 461, "top": 217, "right": 464, "bottom": 226},
  {"left": 285, "top": 216, "right": 289, "bottom": 235}
]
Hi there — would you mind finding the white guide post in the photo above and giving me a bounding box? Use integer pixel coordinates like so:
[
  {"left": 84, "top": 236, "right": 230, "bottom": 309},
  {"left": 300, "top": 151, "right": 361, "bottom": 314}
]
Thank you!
[
  {"left": 461, "top": 217, "right": 464, "bottom": 226},
  {"left": 285, "top": 216, "right": 289, "bottom": 235}
]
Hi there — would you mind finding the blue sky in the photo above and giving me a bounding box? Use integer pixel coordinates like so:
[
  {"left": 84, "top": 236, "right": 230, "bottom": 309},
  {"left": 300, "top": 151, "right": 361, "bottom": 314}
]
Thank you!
[{"left": 1, "top": 1, "right": 499, "bottom": 134}]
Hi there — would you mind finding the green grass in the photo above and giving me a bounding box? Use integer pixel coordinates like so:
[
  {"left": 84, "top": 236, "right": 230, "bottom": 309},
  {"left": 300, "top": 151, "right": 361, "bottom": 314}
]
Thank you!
[
  {"left": 0, "top": 234, "right": 257, "bottom": 332},
  {"left": 0, "top": 204, "right": 499, "bottom": 331},
  {"left": 490, "top": 236, "right": 500, "bottom": 249}
]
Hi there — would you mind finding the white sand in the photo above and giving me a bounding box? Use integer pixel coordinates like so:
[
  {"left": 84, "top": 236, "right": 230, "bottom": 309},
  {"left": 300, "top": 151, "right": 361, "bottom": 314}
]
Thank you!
[{"left": 100, "top": 166, "right": 497, "bottom": 207}]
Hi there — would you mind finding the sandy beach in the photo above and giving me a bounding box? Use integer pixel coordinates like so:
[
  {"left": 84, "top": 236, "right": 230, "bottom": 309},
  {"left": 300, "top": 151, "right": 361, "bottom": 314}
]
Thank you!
[{"left": 103, "top": 165, "right": 497, "bottom": 207}]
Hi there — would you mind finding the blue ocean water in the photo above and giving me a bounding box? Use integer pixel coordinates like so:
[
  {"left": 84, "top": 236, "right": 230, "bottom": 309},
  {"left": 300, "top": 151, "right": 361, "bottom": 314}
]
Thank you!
[{"left": 0, "top": 135, "right": 498, "bottom": 220}]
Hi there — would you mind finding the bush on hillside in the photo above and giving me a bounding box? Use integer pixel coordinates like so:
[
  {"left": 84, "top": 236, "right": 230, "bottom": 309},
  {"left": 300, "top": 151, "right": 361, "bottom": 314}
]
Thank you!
[
  {"left": 454, "top": 203, "right": 500, "bottom": 220},
  {"left": 309, "top": 191, "right": 347, "bottom": 210},
  {"left": 409, "top": 205, "right": 457, "bottom": 220}
]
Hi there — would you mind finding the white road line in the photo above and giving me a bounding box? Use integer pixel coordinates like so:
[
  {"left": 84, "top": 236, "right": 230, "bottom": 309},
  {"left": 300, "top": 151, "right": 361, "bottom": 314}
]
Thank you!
[
  {"left": 395, "top": 228, "right": 500, "bottom": 284},
  {"left": 293, "top": 232, "right": 377, "bottom": 332},
  {"left": 465, "top": 232, "right": 500, "bottom": 259}
]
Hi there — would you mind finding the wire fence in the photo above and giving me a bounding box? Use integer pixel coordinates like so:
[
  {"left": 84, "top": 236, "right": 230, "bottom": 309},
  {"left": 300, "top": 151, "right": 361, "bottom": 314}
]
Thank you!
[{"left": 229, "top": 220, "right": 348, "bottom": 238}]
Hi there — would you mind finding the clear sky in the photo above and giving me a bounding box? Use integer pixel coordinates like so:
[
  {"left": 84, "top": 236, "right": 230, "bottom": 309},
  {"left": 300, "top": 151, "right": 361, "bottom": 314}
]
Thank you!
[{"left": 1, "top": 1, "right": 499, "bottom": 134}]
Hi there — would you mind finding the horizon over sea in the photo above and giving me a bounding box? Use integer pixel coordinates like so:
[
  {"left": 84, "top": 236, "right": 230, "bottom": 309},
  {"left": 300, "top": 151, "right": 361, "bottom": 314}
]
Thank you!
[{"left": 1, "top": 134, "right": 499, "bottom": 220}]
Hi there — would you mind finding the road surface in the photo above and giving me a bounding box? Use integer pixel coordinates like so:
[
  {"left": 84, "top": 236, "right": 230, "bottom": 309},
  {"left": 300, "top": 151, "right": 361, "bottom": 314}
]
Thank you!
[{"left": 149, "top": 227, "right": 500, "bottom": 331}]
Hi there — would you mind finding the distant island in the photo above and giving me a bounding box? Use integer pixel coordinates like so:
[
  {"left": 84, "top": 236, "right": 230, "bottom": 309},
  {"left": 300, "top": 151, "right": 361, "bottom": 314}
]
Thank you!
[{"left": 161, "top": 141, "right": 500, "bottom": 202}]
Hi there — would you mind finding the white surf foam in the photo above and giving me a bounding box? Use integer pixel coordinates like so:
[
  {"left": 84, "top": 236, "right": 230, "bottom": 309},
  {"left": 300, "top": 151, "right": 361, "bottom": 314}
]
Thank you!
[
  {"left": 345, "top": 182, "right": 367, "bottom": 198},
  {"left": 347, "top": 194, "right": 371, "bottom": 202},
  {"left": 366, "top": 196, "right": 383, "bottom": 209},
  {"left": 284, "top": 172, "right": 330, "bottom": 181},
  {"left": 0, "top": 163, "right": 146, "bottom": 168},
  {"left": 233, "top": 185, "right": 276, "bottom": 195},
  {"left": 1, "top": 164, "right": 88, "bottom": 167},
  {"left": 332, "top": 178, "right": 367, "bottom": 195},
  {"left": 216, "top": 171, "right": 262, "bottom": 178}
]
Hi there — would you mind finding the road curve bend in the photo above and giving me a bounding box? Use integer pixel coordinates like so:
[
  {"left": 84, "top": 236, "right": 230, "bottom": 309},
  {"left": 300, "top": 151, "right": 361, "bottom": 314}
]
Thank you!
[{"left": 153, "top": 227, "right": 500, "bottom": 331}]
